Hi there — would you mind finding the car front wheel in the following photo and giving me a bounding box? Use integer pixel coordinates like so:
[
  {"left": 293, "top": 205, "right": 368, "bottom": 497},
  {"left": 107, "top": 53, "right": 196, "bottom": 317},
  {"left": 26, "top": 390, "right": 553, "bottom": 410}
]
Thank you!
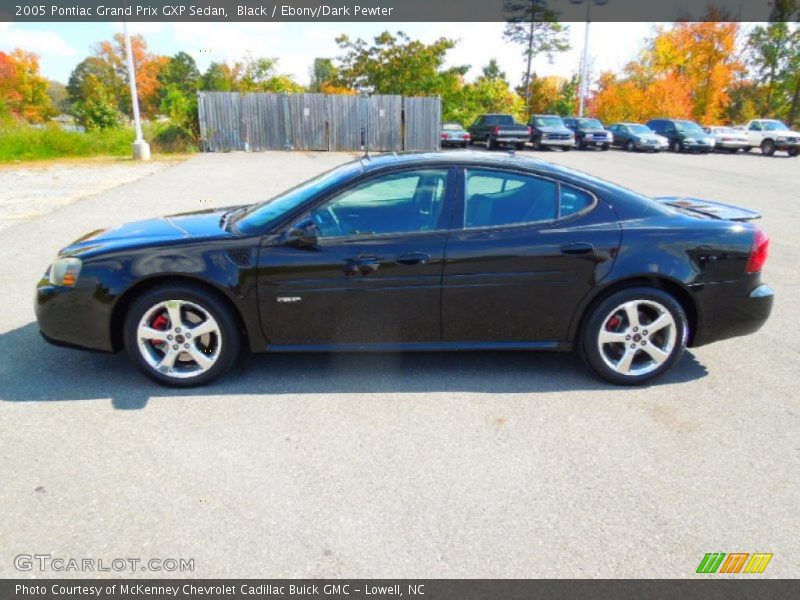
[
  {"left": 761, "top": 139, "right": 776, "bottom": 156},
  {"left": 124, "top": 283, "right": 241, "bottom": 387},
  {"left": 581, "top": 287, "right": 688, "bottom": 386},
  {"left": 789, "top": 147, "right": 799, "bottom": 157}
]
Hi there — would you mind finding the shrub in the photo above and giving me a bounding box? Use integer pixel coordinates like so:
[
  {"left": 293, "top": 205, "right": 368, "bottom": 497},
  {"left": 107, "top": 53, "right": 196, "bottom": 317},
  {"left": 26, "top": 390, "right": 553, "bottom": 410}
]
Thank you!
[
  {"left": 148, "top": 122, "right": 197, "bottom": 153},
  {"left": 0, "top": 122, "right": 134, "bottom": 162}
]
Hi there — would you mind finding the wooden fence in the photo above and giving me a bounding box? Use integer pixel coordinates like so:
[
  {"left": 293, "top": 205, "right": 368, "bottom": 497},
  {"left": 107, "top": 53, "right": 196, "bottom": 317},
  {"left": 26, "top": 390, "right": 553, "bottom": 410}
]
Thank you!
[{"left": 197, "top": 92, "right": 441, "bottom": 153}]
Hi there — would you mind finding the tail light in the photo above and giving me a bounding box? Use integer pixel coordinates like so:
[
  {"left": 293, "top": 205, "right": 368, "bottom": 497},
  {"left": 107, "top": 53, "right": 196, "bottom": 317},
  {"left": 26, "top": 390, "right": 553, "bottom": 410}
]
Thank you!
[
  {"left": 463, "top": 133, "right": 470, "bottom": 139},
  {"left": 494, "top": 126, "right": 501, "bottom": 134},
  {"left": 746, "top": 226, "right": 769, "bottom": 273},
  {"left": 440, "top": 133, "right": 448, "bottom": 139},
  {"left": 527, "top": 126, "right": 532, "bottom": 135}
]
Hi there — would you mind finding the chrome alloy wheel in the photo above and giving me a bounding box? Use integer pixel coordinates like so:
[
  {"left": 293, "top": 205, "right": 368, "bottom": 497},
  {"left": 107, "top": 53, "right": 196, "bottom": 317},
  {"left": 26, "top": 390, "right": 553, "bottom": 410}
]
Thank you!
[
  {"left": 136, "top": 299, "right": 222, "bottom": 379},
  {"left": 597, "top": 299, "right": 677, "bottom": 377}
]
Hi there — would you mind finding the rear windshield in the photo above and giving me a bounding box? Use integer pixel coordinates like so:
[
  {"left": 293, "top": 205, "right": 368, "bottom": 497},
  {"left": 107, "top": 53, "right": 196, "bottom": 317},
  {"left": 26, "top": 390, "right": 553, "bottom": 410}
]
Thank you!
[{"left": 484, "top": 115, "right": 515, "bottom": 126}]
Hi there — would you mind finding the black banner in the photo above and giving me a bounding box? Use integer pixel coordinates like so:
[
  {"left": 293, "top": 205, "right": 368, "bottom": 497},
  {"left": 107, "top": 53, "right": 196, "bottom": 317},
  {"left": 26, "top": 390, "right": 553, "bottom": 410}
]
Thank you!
[
  {"left": 2, "top": 580, "right": 800, "bottom": 600},
  {"left": 1, "top": 0, "right": 799, "bottom": 23}
]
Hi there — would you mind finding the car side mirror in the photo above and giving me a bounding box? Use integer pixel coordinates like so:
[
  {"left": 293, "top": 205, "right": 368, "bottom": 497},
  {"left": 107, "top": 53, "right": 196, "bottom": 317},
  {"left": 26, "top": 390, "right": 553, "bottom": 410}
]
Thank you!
[{"left": 285, "top": 217, "right": 318, "bottom": 248}]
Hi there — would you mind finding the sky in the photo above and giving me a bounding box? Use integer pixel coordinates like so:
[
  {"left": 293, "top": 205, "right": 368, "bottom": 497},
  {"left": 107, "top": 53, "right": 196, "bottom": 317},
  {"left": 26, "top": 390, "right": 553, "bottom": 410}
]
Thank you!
[{"left": 0, "top": 21, "right": 656, "bottom": 88}]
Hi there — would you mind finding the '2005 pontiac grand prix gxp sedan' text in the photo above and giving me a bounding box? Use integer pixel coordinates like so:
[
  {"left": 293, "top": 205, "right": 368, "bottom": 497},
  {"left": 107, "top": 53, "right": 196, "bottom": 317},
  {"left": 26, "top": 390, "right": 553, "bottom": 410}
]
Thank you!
[{"left": 36, "top": 152, "right": 773, "bottom": 387}]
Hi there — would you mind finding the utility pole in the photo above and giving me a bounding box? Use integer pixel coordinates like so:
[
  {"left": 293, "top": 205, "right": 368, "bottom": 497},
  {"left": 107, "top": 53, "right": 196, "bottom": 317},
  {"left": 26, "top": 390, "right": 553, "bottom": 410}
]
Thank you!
[
  {"left": 571, "top": 0, "right": 608, "bottom": 117},
  {"left": 123, "top": 20, "right": 150, "bottom": 161}
]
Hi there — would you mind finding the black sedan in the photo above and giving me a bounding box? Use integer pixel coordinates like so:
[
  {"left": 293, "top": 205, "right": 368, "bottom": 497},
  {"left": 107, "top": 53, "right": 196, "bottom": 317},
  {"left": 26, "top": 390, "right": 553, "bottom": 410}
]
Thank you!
[{"left": 36, "top": 152, "right": 773, "bottom": 387}]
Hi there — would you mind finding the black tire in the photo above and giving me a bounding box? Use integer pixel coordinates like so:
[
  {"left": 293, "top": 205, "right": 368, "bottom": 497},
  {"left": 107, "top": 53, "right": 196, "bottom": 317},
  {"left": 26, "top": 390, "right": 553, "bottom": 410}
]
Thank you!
[
  {"left": 562, "top": 146, "right": 572, "bottom": 152},
  {"left": 788, "top": 147, "right": 799, "bottom": 157},
  {"left": 761, "top": 139, "right": 775, "bottom": 156},
  {"left": 743, "top": 146, "right": 752, "bottom": 153},
  {"left": 123, "top": 283, "right": 241, "bottom": 387},
  {"left": 669, "top": 140, "right": 678, "bottom": 152},
  {"left": 727, "top": 148, "right": 739, "bottom": 154},
  {"left": 515, "top": 142, "right": 526, "bottom": 151},
  {"left": 626, "top": 140, "right": 635, "bottom": 152},
  {"left": 601, "top": 144, "right": 610, "bottom": 151},
  {"left": 486, "top": 135, "right": 495, "bottom": 150},
  {"left": 532, "top": 138, "right": 542, "bottom": 151},
  {"left": 581, "top": 287, "right": 688, "bottom": 386},
  {"left": 461, "top": 142, "right": 468, "bottom": 149}
]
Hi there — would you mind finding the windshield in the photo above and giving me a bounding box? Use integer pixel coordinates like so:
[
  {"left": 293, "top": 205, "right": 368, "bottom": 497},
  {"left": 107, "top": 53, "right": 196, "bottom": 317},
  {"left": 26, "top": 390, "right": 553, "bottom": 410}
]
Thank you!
[
  {"left": 442, "top": 123, "right": 462, "bottom": 131},
  {"left": 534, "top": 116, "right": 564, "bottom": 128},
  {"left": 234, "top": 161, "right": 362, "bottom": 234},
  {"left": 763, "top": 121, "right": 789, "bottom": 131},
  {"left": 577, "top": 118, "right": 604, "bottom": 129},
  {"left": 629, "top": 124, "right": 652, "bottom": 134},
  {"left": 675, "top": 121, "right": 705, "bottom": 135}
]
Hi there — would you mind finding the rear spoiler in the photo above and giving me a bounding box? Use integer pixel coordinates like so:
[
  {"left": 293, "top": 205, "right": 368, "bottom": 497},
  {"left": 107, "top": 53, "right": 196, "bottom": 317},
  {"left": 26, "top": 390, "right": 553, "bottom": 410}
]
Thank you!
[{"left": 654, "top": 196, "right": 761, "bottom": 221}]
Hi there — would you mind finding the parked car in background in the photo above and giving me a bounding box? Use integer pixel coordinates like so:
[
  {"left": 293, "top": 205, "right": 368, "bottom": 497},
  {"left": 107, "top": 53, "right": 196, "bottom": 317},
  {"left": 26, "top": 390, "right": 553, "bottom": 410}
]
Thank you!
[
  {"left": 563, "top": 117, "right": 613, "bottom": 150},
  {"left": 36, "top": 152, "right": 773, "bottom": 387},
  {"left": 607, "top": 123, "right": 668, "bottom": 152},
  {"left": 527, "top": 114, "right": 575, "bottom": 151},
  {"left": 702, "top": 126, "right": 749, "bottom": 153},
  {"left": 739, "top": 119, "right": 800, "bottom": 157},
  {"left": 469, "top": 114, "right": 531, "bottom": 150},
  {"left": 440, "top": 123, "right": 470, "bottom": 148},
  {"left": 646, "top": 118, "right": 715, "bottom": 153}
]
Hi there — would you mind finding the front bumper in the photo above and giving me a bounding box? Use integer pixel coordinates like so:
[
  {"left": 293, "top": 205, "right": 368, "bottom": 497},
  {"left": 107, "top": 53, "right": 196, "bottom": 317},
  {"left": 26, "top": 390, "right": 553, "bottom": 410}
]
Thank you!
[
  {"left": 541, "top": 138, "right": 575, "bottom": 147},
  {"left": 690, "top": 282, "right": 774, "bottom": 347},
  {"left": 774, "top": 138, "right": 800, "bottom": 150},
  {"left": 35, "top": 277, "right": 115, "bottom": 352}
]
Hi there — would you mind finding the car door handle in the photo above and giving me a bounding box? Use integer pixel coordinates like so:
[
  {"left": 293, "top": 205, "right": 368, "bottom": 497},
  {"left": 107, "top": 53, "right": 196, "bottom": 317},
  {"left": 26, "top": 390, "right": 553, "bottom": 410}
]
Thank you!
[
  {"left": 396, "top": 252, "right": 431, "bottom": 266},
  {"left": 560, "top": 242, "right": 595, "bottom": 255}
]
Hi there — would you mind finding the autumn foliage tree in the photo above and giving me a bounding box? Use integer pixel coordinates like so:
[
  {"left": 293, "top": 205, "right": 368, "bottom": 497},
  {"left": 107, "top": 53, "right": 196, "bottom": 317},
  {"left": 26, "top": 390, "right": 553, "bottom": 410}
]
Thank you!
[
  {"left": 590, "top": 22, "right": 742, "bottom": 125},
  {"left": 0, "top": 49, "right": 56, "bottom": 122}
]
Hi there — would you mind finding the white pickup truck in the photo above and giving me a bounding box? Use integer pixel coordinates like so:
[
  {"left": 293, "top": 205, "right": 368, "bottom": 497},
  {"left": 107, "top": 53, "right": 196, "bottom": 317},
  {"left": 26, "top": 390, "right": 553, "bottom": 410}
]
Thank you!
[{"left": 739, "top": 119, "right": 800, "bottom": 157}]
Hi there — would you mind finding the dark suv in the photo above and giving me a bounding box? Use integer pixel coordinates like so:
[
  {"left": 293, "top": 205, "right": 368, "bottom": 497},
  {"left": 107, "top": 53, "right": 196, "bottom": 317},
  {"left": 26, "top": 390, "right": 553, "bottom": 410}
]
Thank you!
[
  {"left": 646, "top": 118, "right": 715, "bottom": 153},
  {"left": 563, "top": 117, "right": 613, "bottom": 150}
]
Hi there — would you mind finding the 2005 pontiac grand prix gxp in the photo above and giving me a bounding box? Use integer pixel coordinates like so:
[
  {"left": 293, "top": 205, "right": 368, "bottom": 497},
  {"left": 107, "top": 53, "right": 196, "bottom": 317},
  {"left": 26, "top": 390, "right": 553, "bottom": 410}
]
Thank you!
[{"left": 36, "top": 152, "right": 773, "bottom": 387}]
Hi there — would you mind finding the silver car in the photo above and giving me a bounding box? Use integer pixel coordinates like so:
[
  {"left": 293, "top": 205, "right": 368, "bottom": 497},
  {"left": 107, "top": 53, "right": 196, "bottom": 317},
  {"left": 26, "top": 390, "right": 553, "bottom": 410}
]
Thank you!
[{"left": 703, "top": 126, "right": 749, "bottom": 153}]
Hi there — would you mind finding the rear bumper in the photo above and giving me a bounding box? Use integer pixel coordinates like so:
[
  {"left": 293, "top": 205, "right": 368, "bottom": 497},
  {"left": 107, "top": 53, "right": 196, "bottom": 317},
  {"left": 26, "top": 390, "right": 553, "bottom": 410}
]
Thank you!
[
  {"left": 690, "top": 282, "right": 774, "bottom": 347},
  {"left": 495, "top": 136, "right": 528, "bottom": 144}
]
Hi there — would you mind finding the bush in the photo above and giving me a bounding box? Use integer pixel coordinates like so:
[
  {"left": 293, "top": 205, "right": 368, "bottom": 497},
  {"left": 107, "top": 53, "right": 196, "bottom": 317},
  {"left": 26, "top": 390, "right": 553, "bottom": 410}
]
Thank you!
[
  {"left": 0, "top": 123, "right": 134, "bottom": 162},
  {"left": 148, "top": 122, "right": 197, "bottom": 153}
]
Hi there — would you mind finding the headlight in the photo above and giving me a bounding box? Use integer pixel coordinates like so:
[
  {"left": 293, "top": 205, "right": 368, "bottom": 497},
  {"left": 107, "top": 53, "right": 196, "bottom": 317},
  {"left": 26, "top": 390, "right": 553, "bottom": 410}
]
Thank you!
[{"left": 48, "top": 257, "right": 82, "bottom": 287}]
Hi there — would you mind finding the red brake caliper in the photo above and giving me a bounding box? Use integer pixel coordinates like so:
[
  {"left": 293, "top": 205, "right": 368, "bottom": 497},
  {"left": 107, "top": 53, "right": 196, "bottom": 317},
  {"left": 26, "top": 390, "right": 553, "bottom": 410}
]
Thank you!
[
  {"left": 149, "top": 312, "right": 169, "bottom": 348},
  {"left": 606, "top": 315, "right": 621, "bottom": 330}
]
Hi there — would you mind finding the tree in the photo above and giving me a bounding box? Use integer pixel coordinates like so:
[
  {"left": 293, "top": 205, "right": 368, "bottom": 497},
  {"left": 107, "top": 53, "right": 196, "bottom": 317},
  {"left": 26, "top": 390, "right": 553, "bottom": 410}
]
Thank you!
[
  {"left": 481, "top": 59, "right": 506, "bottom": 82},
  {"left": 46, "top": 80, "right": 70, "bottom": 114},
  {"left": 334, "top": 31, "right": 468, "bottom": 97},
  {"left": 92, "top": 33, "right": 167, "bottom": 117},
  {"left": 201, "top": 62, "right": 240, "bottom": 92},
  {"left": 503, "top": 0, "right": 570, "bottom": 112},
  {"left": 309, "top": 58, "right": 337, "bottom": 92},
  {"left": 159, "top": 51, "right": 200, "bottom": 91},
  {"left": 522, "top": 74, "right": 578, "bottom": 115},
  {"left": 0, "top": 49, "right": 56, "bottom": 122}
]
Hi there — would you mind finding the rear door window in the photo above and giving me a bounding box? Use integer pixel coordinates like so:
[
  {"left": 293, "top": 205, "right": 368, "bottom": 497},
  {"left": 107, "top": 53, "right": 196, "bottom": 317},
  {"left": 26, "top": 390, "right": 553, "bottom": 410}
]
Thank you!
[{"left": 464, "top": 169, "right": 557, "bottom": 228}]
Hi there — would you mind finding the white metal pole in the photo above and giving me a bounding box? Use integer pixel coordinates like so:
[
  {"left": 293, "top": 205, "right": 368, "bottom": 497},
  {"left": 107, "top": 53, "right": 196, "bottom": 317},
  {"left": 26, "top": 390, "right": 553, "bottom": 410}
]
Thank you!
[
  {"left": 123, "top": 20, "right": 150, "bottom": 160},
  {"left": 578, "top": 2, "right": 591, "bottom": 117}
]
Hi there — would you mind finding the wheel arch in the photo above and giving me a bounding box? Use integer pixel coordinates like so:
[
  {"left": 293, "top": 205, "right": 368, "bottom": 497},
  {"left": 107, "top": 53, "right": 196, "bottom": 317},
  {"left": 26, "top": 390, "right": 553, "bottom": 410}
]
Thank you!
[
  {"left": 571, "top": 275, "right": 698, "bottom": 347},
  {"left": 109, "top": 275, "right": 249, "bottom": 353}
]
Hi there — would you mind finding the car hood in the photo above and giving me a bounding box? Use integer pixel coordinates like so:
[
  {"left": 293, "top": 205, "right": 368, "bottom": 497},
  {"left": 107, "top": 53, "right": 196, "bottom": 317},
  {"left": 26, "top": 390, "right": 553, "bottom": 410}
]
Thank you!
[
  {"left": 59, "top": 206, "right": 243, "bottom": 258},
  {"left": 538, "top": 126, "right": 572, "bottom": 134}
]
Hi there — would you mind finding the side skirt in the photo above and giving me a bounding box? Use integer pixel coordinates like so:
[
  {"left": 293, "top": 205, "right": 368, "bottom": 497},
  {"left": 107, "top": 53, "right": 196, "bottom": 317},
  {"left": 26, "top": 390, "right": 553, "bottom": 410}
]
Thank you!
[{"left": 263, "top": 341, "right": 573, "bottom": 353}]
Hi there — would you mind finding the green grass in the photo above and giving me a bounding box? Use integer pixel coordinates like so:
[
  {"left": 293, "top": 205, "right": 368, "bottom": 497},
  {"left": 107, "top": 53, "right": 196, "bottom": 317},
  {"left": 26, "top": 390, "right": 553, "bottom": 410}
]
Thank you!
[{"left": 0, "top": 123, "right": 137, "bottom": 163}]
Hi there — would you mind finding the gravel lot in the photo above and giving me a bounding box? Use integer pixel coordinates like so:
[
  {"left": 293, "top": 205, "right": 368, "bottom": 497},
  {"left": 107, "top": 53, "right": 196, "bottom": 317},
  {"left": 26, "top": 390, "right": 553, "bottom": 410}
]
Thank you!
[
  {"left": 0, "top": 158, "right": 179, "bottom": 231},
  {"left": 0, "top": 148, "right": 797, "bottom": 578}
]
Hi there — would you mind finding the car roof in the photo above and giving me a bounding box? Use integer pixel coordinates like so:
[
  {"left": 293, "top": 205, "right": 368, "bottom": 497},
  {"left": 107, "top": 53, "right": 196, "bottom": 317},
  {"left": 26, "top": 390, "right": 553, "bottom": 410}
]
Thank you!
[{"left": 358, "top": 151, "right": 548, "bottom": 172}]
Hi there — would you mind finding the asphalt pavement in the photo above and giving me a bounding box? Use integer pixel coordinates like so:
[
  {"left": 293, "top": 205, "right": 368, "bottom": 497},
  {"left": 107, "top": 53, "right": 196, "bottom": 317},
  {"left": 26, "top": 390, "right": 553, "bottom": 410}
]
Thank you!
[{"left": 0, "top": 147, "right": 797, "bottom": 578}]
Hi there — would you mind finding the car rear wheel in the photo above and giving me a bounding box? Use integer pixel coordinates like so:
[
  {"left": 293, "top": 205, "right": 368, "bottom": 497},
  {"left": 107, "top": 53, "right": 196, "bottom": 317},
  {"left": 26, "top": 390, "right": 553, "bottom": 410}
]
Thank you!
[
  {"left": 581, "top": 287, "right": 688, "bottom": 386},
  {"left": 124, "top": 283, "right": 241, "bottom": 387},
  {"left": 743, "top": 146, "right": 752, "bottom": 153},
  {"left": 789, "top": 147, "right": 799, "bottom": 157},
  {"left": 486, "top": 135, "right": 495, "bottom": 150},
  {"left": 515, "top": 142, "right": 526, "bottom": 151},
  {"left": 761, "top": 139, "right": 776, "bottom": 156},
  {"left": 626, "top": 140, "right": 635, "bottom": 152}
]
